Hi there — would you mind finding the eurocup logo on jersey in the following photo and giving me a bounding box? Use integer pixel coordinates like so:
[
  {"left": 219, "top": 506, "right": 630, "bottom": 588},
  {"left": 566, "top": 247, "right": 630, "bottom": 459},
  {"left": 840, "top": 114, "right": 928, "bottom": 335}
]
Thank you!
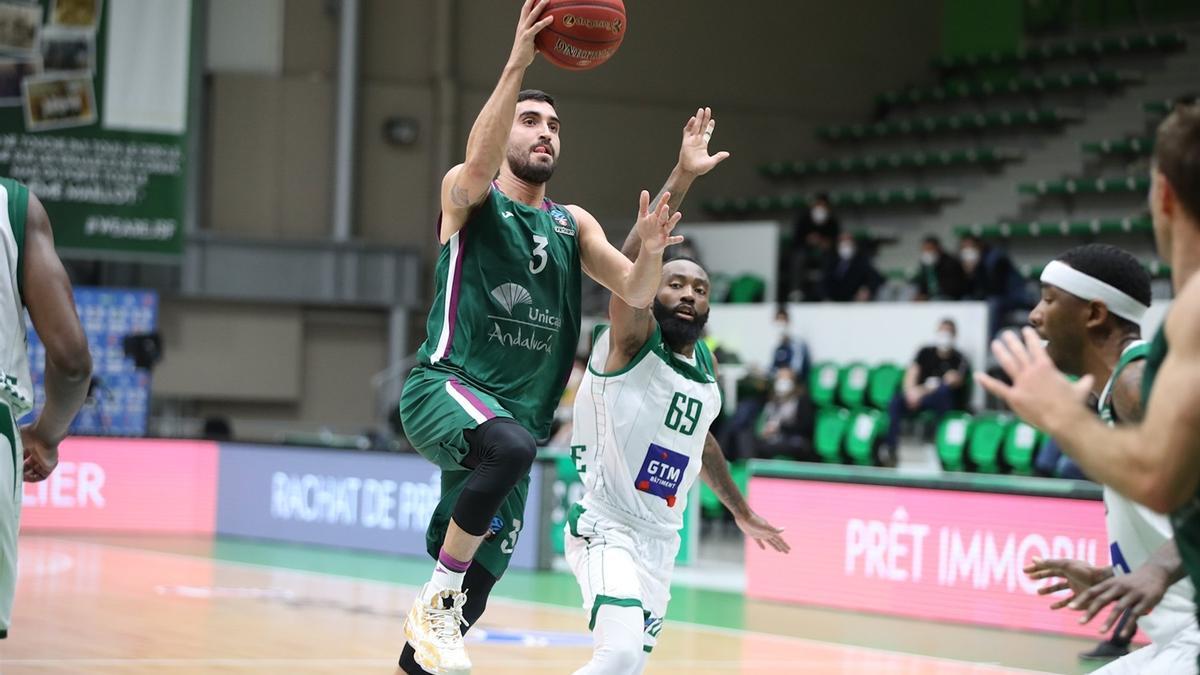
[
  {"left": 484, "top": 515, "right": 504, "bottom": 542},
  {"left": 550, "top": 208, "right": 575, "bottom": 237},
  {"left": 635, "top": 443, "right": 689, "bottom": 507}
]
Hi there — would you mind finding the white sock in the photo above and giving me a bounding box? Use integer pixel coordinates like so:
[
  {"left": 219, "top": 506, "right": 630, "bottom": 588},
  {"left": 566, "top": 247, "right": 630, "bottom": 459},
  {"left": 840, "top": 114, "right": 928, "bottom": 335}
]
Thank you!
[
  {"left": 574, "top": 604, "right": 645, "bottom": 674},
  {"left": 424, "top": 555, "right": 468, "bottom": 601}
]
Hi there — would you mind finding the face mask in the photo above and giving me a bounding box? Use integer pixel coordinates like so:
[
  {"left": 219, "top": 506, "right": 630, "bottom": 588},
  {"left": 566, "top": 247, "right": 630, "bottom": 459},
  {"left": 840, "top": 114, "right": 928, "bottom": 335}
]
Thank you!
[
  {"left": 811, "top": 206, "right": 829, "bottom": 224},
  {"left": 920, "top": 251, "right": 937, "bottom": 266},
  {"left": 775, "top": 321, "right": 790, "bottom": 341},
  {"left": 774, "top": 378, "right": 794, "bottom": 396},
  {"left": 961, "top": 247, "right": 980, "bottom": 265},
  {"left": 934, "top": 330, "right": 954, "bottom": 350},
  {"left": 838, "top": 243, "right": 855, "bottom": 260}
]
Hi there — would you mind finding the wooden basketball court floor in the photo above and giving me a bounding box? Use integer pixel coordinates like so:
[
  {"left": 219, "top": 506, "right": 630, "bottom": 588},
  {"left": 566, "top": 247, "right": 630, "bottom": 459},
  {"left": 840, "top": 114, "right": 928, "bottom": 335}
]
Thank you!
[{"left": 0, "top": 534, "right": 1108, "bottom": 674}]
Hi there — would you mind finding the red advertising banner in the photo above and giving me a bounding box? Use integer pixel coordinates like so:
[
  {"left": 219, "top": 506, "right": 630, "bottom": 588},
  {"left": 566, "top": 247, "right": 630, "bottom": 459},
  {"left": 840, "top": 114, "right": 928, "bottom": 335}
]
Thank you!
[
  {"left": 746, "top": 478, "right": 1110, "bottom": 638},
  {"left": 21, "top": 438, "right": 218, "bottom": 533}
]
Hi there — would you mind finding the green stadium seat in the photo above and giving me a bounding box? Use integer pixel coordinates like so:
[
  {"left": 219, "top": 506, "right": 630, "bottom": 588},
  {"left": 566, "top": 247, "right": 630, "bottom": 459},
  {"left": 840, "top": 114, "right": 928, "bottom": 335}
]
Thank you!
[
  {"left": 726, "top": 274, "right": 766, "bottom": 303},
  {"left": 1003, "top": 421, "right": 1042, "bottom": 476},
  {"left": 810, "top": 362, "right": 841, "bottom": 408},
  {"left": 844, "top": 409, "right": 889, "bottom": 466},
  {"left": 866, "top": 363, "right": 904, "bottom": 409},
  {"left": 838, "top": 362, "right": 871, "bottom": 409},
  {"left": 935, "top": 412, "right": 973, "bottom": 472},
  {"left": 703, "top": 187, "right": 957, "bottom": 218},
  {"left": 699, "top": 477, "right": 722, "bottom": 519},
  {"left": 814, "top": 407, "right": 852, "bottom": 463},
  {"left": 967, "top": 414, "right": 1013, "bottom": 474},
  {"left": 1018, "top": 176, "right": 1151, "bottom": 197}
]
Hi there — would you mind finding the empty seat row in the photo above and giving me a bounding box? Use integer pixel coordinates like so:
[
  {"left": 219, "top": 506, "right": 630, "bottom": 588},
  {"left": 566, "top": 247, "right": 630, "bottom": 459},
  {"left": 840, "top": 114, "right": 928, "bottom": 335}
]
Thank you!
[
  {"left": 760, "top": 148, "right": 1021, "bottom": 180},
  {"left": 932, "top": 32, "right": 1185, "bottom": 76},
  {"left": 877, "top": 70, "right": 1140, "bottom": 111},
  {"left": 936, "top": 412, "right": 1042, "bottom": 475},
  {"left": 703, "top": 188, "right": 958, "bottom": 217},
  {"left": 1082, "top": 136, "right": 1153, "bottom": 157},
  {"left": 809, "top": 361, "right": 904, "bottom": 411},
  {"left": 955, "top": 214, "right": 1151, "bottom": 239},
  {"left": 1018, "top": 175, "right": 1150, "bottom": 197},
  {"left": 817, "top": 108, "right": 1077, "bottom": 142}
]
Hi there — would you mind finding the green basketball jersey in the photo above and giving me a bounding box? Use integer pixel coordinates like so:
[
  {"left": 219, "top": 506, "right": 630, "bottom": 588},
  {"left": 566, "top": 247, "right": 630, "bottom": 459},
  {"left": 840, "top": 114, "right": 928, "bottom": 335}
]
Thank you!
[
  {"left": 1143, "top": 322, "right": 1200, "bottom": 641},
  {"left": 415, "top": 186, "right": 582, "bottom": 439}
]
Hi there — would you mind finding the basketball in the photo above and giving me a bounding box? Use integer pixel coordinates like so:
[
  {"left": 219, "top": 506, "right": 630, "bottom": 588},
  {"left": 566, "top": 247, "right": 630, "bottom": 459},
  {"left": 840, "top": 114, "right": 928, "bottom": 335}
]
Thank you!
[{"left": 535, "top": 0, "right": 626, "bottom": 71}]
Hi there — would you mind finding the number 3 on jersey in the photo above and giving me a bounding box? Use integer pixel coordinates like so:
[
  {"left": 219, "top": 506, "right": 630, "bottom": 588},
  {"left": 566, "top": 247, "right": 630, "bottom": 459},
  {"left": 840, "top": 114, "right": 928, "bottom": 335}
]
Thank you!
[
  {"left": 530, "top": 235, "right": 549, "bottom": 274},
  {"left": 665, "top": 393, "right": 703, "bottom": 436}
]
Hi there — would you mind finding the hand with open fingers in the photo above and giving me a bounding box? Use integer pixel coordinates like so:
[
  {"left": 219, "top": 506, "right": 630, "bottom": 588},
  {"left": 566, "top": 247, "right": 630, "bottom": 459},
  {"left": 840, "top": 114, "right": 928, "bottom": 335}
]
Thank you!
[
  {"left": 975, "top": 327, "right": 1094, "bottom": 433},
  {"left": 1024, "top": 557, "right": 1112, "bottom": 610},
  {"left": 678, "top": 107, "right": 730, "bottom": 177},
  {"left": 735, "top": 511, "right": 790, "bottom": 554},
  {"left": 508, "top": 0, "right": 554, "bottom": 69},
  {"left": 635, "top": 189, "right": 684, "bottom": 255},
  {"left": 1069, "top": 563, "right": 1170, "bottom": 638},
  {"left": 21, "top": 425, "right": 59, "bottom": 483}
]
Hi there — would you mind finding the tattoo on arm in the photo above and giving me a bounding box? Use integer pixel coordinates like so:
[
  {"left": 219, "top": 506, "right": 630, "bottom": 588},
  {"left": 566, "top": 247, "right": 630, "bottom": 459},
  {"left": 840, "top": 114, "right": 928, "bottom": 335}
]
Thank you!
[{"left": 450, "top": 184, "right": 473, "bottom": 209}]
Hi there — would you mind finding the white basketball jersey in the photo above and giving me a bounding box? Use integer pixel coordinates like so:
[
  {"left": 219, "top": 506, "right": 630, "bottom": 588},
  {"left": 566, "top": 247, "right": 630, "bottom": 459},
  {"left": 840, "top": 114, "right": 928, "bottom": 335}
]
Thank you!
[
  {"left": 570, "top": 325, "right": 722, "bottom": 534},
  {"left": 0, "top": 180, "right": 31, "bottom": 417},
  {"left": 1099, "top": 340, "right": 1197, "bottom": 644}
]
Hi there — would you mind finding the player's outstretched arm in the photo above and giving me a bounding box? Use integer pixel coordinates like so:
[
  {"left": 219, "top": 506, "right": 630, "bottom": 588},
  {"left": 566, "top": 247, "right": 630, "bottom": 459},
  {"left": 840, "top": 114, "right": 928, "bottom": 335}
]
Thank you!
[
  {"left": 438, "top": 0, "right": 553, "bottom": 244},
  {"left": 617, "top": 107, "right": 730, "bottom": 259},
  {"left": 978, "top": 276, "right": 1200, "bottom": 512},
  {"left": 699, "top": 432, "right": 790, "bottom": 554},
  {"left": 21, "top": 191, "right": 91, "bottom": 482}
]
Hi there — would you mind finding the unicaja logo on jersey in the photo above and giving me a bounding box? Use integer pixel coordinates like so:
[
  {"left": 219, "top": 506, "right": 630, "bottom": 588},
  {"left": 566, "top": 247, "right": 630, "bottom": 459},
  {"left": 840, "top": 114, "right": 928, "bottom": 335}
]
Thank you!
[{"left": 491, "top": 283, "right": 532, "bottom": 315}]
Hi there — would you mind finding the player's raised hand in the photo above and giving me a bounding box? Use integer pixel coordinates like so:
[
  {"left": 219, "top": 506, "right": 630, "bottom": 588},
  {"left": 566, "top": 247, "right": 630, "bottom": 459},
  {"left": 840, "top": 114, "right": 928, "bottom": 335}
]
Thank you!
[
  {"left": 21, "top": 424, "right": 59, "bottom": 483},
  {"left": 735, "top": 511, "right": 790, "bottom": 553},
  {"left": 635, "top": 189, "right": 684, "bottom": 255},
  {"left": 508, "top": 0, "right": 554, "bottom": 69},
  {"left": 1024, "top": 557, "right": 1111, "bottom": 610},
  {"left": 976, "top": 327, "right": 1094, "bottom": 433},
  {"left": 1070, "top": 564, "right": 1170, "bottom": 637},
  {"left": 678, "top": 107, "right": 730, "bottom": 177}
]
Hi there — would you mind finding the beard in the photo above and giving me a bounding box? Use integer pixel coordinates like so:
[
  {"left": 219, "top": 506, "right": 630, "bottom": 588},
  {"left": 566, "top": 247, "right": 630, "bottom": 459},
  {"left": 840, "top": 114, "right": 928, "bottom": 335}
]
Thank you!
[
  {"left": 652, "top": 298, "right": 709, "bottom": 353},
  {"left": 508, "top": 146, "right": 556, "bottom": 185}
]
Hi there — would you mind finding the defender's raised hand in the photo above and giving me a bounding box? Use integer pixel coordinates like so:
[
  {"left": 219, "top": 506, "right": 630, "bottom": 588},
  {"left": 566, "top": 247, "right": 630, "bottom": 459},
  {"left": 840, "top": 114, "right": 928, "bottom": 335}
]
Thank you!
[
  {"left": 635, "top": 189, "right": 684, "bottom": 255},
  {"left": 678, "top": 107, "right": 730, "bottom": 177}
]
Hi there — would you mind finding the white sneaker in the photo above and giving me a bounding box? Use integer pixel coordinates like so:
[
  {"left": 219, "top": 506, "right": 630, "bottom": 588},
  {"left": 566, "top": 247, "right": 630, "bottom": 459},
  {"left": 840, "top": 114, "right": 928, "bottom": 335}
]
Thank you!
[{"left": 404, "top": 584, "right": 472, "bottom": 674}]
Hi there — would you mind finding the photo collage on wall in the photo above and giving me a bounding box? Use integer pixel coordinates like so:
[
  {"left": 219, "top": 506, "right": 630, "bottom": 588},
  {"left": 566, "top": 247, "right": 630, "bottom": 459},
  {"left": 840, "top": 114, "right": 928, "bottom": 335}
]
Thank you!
[{"left": 0, "top": 0, "right": 99, "bottom": 130}]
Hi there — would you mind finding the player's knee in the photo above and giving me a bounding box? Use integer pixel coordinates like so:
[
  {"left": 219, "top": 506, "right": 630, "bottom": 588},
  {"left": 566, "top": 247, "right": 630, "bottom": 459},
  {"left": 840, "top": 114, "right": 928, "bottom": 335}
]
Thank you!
[
  {"left": 485, "top": 421, "right": 537, "bottom": 476},
  {"left": 600, "top": 642, "right": 642, "bottom": 673}
]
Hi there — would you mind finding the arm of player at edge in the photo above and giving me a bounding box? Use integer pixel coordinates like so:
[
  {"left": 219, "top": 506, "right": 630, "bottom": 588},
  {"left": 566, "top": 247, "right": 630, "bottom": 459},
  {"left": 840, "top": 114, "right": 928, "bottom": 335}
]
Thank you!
[
  {"left": 978, "top": 277, "right": 1200, "bottom": 513},
  {"left": 700, "top": 356, "right": 789, "bottom": 553},
  {"left": 21, "top": 191, "right": 92, "bottom": 482},
  {"left": 437, "top": 0, "right": 553, "bottom": 244},
  {"left": 606, "top": 108, "right": 731, "bottom": 365}
]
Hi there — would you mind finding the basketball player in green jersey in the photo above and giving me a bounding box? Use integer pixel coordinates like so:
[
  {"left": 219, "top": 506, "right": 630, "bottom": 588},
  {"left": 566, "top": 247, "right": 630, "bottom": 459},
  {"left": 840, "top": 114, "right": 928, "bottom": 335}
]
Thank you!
[
  {"left": 397, "top": 2, "right": 729, "bottom": 672},
  {"left": 0, "top": 179, "right": 92, "bottom": 640},
  {"left": 979, "top": 104, "right": 1200, "bottom": 668}
]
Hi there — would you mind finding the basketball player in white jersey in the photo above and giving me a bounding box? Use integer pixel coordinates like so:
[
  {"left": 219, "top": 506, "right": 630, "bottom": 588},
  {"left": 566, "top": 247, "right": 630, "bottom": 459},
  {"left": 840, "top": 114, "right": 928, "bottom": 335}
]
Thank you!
[
  {"left": 1021, "top": 244, "right": 1199, "bottom": 674},
  {"left": 565, "top": 114, "right": 790, "bottom": 672},
  {"left": 0, "top": 178, "right": 92, "bottom": 640}
]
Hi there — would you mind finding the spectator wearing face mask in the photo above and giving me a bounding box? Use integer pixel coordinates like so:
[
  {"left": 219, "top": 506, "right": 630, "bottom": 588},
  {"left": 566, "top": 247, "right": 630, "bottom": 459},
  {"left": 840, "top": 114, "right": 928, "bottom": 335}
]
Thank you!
[
  {"left": 783, "top": 193, "right": 841, "bottom": 301},
  {"left": 754, "top": 367, "right": 815, "bottom": 461},
  {"left": 959, "top": 234, "right": 1032, "bottom": 338},
  {"left": 912, "top": 235, "right": 967, "bottom": 301},
  {"left": 770, "top": 307, "right": 811, "bottom": 380},
  {"left": 823, "top": 233, "right": 884, "bottom": 302},
  {"left": 884, "top": 318, "right": 970, "bottom": 456}
]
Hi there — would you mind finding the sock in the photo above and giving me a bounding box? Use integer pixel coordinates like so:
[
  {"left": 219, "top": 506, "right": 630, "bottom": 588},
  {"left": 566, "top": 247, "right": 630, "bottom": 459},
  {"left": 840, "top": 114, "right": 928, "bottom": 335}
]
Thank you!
[{"left": 425, "top": 548, "right": 471, "bottom": 600}]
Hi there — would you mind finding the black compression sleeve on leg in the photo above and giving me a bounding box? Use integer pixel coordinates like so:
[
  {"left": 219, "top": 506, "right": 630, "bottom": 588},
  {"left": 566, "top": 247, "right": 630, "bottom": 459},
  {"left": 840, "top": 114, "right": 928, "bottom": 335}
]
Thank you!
[
  {"left": 398, "top": 565, "right": 499, "bottom": 673},
  {"left": 451, "top": 418, "right": 536, "bottom": 536}
]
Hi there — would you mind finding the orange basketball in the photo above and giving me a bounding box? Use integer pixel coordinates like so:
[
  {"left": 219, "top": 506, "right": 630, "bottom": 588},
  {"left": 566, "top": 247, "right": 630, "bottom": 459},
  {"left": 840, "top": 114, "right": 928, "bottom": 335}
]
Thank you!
[{"left": 535, "top": 0, "right": 626, "bottom": 71}]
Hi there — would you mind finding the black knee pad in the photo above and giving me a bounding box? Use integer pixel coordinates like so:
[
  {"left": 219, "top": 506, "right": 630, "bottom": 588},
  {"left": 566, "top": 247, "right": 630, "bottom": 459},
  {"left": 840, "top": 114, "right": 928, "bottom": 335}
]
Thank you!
[{"left": 453, "top": 418, "right": 537, "bottom": 536}]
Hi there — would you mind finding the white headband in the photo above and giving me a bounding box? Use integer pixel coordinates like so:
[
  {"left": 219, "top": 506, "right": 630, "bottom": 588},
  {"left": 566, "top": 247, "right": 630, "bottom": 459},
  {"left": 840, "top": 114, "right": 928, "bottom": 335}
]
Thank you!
[{"left": 1041, "top": 260, "right": 1148, "bottom": 323}]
